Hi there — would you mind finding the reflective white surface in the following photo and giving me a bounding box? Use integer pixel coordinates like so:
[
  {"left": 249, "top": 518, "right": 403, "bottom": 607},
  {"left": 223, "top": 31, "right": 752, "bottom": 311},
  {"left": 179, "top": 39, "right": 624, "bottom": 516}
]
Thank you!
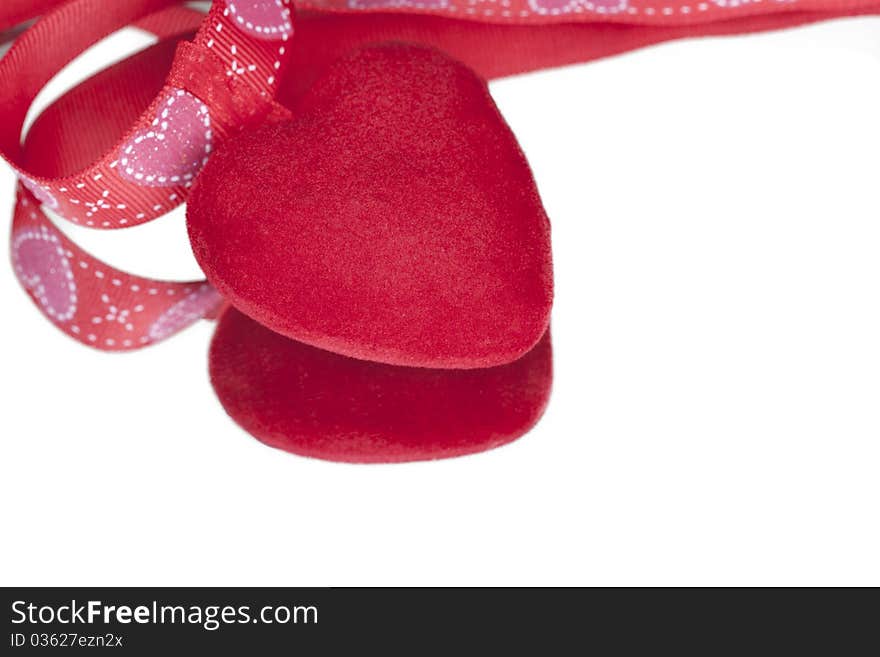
[{"left": 2, "top": 16, "right": 879, "bottom": 585}]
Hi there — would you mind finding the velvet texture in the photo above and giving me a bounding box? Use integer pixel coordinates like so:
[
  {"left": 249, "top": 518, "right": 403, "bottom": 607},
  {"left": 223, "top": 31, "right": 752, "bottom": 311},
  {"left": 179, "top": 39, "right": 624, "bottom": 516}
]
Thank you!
[
  {"left": 210, "top": 307, "right": 553, "bottom": 463},
  {"left": 188, "top": 43, "right": 553, "bottom": 369}
]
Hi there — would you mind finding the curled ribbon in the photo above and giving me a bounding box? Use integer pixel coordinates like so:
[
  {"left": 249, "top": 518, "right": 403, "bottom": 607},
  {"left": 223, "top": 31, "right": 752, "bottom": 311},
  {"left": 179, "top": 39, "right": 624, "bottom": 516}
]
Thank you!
[
  {"left": 2, "top": 0, "right": 879, "bottom": 460},
  {"left": 3, "top": 0, "right": 295, "bottom": 349},
  {"left": 4, "top": 0, "right": 879, "bottom": 352}
]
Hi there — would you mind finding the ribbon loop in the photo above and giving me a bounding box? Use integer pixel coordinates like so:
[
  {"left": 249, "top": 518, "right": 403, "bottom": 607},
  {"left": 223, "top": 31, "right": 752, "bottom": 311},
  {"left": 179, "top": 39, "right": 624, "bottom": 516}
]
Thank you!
[
  {"left": 5, "top": 0, "right": 295, "bottom": 351},
  {"left": 0, "top": 0, "right": 295, "bottom": 230}
]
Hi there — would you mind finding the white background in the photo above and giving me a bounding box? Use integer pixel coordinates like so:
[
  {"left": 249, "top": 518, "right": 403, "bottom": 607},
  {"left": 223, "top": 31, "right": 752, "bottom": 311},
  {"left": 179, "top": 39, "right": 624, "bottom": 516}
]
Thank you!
[{"left": 2, "top": 16, "right": 879, "bottom": 586}]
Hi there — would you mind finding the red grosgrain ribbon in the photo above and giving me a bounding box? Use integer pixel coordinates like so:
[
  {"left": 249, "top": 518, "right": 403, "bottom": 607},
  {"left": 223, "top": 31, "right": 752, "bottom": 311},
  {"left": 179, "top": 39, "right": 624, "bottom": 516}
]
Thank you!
[
  {"left": 0, "top": 0, "right": 293, "bottom": 230},
  {"left": 281, "top": 4, "right": 880, "bottom": 105},
  {"left": 11, "top": 192, "right": 223, "bottom": 350},
  {"left": 2, "top": 0, "right": 294, "bottom": 350},
  {"left": 299, "top": 0, "right": 880, "bottom": 23},
  {"left": 8, "top": 0, "right": 880, "bottom": 25},
  {"left": 4, "top": 0, "right": 880, "bottom": 355},
  {"left": 0, "top": 1, "right": 61, "bottom": 33}
]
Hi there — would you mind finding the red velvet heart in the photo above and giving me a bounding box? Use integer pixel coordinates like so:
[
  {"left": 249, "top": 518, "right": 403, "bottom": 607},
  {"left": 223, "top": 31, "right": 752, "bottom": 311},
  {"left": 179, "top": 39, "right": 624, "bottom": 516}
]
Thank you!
[
  {"left": 209, "top": 307, "right": 553, "bottom": 463},
  {"left": 187, "top": 43, "right": 553, "bottom": 369}
]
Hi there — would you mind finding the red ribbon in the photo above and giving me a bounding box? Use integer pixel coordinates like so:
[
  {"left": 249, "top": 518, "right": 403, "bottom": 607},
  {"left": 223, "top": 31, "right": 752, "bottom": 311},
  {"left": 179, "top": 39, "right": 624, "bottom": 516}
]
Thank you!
[
  {"left": 3, "top": 0, "right": 880, "bottom": 351},
  {"left": 4, "top": 0, "right": 294, "bottom": 349}
]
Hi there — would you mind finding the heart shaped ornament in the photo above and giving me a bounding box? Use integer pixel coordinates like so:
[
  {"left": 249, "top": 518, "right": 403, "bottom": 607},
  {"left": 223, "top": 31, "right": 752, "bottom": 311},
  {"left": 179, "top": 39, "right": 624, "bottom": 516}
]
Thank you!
[
  {"left": 210, "top": 307, "right": 553, "bottom": 463},
  {"left": 188, "top": 44, "right": 553, "bottom": 369}
]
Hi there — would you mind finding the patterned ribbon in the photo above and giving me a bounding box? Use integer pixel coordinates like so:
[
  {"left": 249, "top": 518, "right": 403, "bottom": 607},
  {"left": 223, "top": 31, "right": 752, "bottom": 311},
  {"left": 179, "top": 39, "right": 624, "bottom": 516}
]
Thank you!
[
  {"left": 2, "top": 0, "right": 294, "bottom": 349},
  {"left": 2, "top": 0, "right": 879, "bottom": 350}
]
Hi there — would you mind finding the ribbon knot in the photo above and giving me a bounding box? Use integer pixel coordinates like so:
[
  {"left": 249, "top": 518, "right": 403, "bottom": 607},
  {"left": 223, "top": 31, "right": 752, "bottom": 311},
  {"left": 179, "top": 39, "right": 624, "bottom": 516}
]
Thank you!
[{"left": 169, "top": 41, "right": 291, "bottom": 139}]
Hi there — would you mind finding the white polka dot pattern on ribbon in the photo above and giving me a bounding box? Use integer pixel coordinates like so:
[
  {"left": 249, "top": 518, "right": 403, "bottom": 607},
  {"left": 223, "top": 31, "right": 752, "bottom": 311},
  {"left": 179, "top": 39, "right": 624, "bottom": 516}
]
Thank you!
[
  {"left": 528, "top": 0, "right": 627, "bottom": 13},
  {"left": 326, "top": 0, "right": 801, "bottom": 19},
  {"left": 12, "top": 225, "right": 78, "bottom": 322},
  {"left": 225, "top": 0, "right": 293, "bottom": 40},
  {"left": 118, "top": 89, "right": 213, "bottom": 188}
]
